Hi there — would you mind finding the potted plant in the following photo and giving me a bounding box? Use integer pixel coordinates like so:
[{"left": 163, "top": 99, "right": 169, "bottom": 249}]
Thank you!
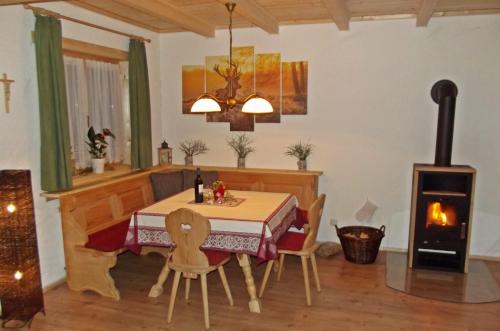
[
  {"left": 86, "top": 126, "right": 115, "bottom": 174},
  {"left": 285, "top": 141, "right": 313, "bottom": 171},
  {"left": 179, "top": 139, "right": 209, "bottom": 165},
  {"left": 227, "top": 133, "right": 255, "bottom": 168}
]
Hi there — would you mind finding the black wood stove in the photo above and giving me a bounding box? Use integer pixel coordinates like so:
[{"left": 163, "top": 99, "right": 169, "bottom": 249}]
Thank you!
[{"left": 408, "top": 80, "right": 476, "bottom": 273}]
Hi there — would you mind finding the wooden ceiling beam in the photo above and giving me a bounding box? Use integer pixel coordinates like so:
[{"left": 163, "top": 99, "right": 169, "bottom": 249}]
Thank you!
[
  {"left": 113, "top": 0, "right": 215, "bottom": 37},
  {"left": 322, "top": 0, "right": 350, "bottom": 31},
  {"left": 416, "top": 0, "right": 439, "bottom": 27},
  {"left": 218, "top": 0, "right": 279, "bottom": 34}
]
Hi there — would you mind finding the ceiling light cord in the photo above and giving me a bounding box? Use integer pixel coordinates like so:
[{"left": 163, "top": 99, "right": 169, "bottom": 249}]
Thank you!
[{"left": 226, "top": 2, "right": 235, "bottom": 99}]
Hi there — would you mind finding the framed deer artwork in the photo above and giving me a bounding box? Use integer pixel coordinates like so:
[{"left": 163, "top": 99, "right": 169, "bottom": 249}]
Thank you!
[{"left": 181, "top": 46, "right": 308, "bottom": 132}]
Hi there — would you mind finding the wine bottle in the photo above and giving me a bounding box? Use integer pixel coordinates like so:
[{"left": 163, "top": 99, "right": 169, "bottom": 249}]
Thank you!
[{"left": 194, "top": 167, "right": 204, "bottom": 203}]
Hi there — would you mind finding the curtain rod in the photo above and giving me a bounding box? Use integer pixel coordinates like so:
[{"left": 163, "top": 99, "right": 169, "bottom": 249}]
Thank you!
[{"left": 23, "top": 4, "right": 151, "bottom": 43}]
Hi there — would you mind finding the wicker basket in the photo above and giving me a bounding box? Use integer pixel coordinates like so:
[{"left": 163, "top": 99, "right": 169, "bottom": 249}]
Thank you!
[{"left": 335, "top": 225, "right": 385, "bottom": 264}]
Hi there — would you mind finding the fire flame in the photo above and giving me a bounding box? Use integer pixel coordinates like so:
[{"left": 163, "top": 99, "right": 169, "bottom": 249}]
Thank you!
[{"left": 430, "top": 202, "right": 448, "bottom": 226}]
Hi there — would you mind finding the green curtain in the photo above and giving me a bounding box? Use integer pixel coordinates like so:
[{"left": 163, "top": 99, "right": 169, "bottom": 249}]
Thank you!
[
  {"left": 129, "top": 39, "right": 153, "bottom": 169},
  {"left": 34, "top": 15, "right": 72, "bottom": 192}
]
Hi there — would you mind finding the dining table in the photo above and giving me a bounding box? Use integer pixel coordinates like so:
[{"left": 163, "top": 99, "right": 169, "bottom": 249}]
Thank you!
[{"left": 124, "top": 188, "right": 298, "bottom": 313}]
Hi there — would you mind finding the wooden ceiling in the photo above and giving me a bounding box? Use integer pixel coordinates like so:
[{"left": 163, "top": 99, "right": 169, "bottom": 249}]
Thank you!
[{"left": 3, "top": 0, "right": 500, "bottom": 36}]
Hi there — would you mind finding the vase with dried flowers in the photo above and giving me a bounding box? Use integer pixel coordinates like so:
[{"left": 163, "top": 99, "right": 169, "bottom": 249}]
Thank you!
[
  {"left": 179, "top": 139, "right": 209, "bottom": 166},
  {"left": 227, "top": 133, "right": 255, "bottom": 168},
  {"left": 86, "top": 126, "right": 115, "bottom": 174},
  {"left": 285, "top": 141, "right": 313, "bottom": 171}
]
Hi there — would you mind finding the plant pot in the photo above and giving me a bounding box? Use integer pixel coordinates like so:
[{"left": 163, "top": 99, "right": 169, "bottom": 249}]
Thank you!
[
  {"left": 185, "top": 155, "right": 193, "bottom": 166},
  {"left": 237, "top": 157, "right": 246, "bottom": 168},
  {"left": 297, "top": 159, "right": 307, "bottom": 171},
  {"left": 91, "top": 158, "right": 105, "bottom": 174}
]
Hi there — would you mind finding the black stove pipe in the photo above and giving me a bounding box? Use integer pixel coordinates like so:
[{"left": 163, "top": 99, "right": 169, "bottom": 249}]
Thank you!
[{"left": 431, "top": 80, "right": 458, "bottom": 167}]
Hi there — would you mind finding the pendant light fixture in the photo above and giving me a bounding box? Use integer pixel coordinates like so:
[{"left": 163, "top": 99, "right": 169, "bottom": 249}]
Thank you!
[{"left": 190, "top": 2, "right": 273, "bottom": 114}]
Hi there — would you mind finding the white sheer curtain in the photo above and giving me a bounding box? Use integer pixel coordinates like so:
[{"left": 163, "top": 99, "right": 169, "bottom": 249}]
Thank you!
[
  {"left": 64, "top": 56, "right": 127, "bottom": 169},
  {"left": 64, "top": 57, "right": 90, "bottom": 169}
]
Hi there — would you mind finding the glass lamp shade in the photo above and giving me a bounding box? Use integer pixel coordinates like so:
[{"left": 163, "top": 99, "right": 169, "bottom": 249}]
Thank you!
[
  {"left": 191, "top": 96, "right": 222, "bottom": 113},
  {"left": 241, "top": 96, "right": 273, "bottom": 114}
]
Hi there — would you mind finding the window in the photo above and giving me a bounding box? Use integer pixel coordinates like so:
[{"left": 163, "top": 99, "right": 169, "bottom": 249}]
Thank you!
[{"left": 63, "top": 55, "right": 130, "bottom": 173}]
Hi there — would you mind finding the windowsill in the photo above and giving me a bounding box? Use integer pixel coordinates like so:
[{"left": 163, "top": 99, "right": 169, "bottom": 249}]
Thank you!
[
  {"left": 72, "top": 164, "right": 134, "bottom": 188},
  {"left": 41, "top": 164, "right": 164, "bottom": 201},
  {"left": 40, "top": 163, "right": 323, "bottom": 201}
]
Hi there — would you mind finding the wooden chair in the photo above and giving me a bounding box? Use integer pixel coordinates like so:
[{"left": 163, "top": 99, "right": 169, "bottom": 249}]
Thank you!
[
  {"left": 259, "top": 194, "right": 326, "bottom": 306},
  {"left": 165, "top": 208, "right": 234, "bottom": 329}
]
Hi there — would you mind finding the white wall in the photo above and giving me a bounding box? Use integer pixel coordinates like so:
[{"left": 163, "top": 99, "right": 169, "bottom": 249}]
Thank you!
[
  {"left": 160, "top": 15, "right": 500, "bottom": 258},
  {"left": 0, "top": 4, "right": 162, "bottom": 287}
]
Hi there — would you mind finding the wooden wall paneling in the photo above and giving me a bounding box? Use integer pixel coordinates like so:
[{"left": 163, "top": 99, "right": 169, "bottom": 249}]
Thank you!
[
  {"left": 69, "top": 0, "right": 162, "bottom": 32},
  {"left": 113, "top": 0, "right": 215, "bottom": 37},
  {"left": 220, "top": 0, "right": 280, "bottom": 34},
  {"left": 435, "top": 0, "right": 500, "bottom": 12},
  {"left": 31, "top": 0, "right": 499, "bottom": 34}
]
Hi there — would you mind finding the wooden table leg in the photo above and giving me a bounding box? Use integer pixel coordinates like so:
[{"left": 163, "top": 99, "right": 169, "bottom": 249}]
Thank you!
[
  {"left": 148, "top": 259, "right": 171, "bottom": 298},
  {"left": 236, "top": 254, "right": 262, "bottom": 313}
]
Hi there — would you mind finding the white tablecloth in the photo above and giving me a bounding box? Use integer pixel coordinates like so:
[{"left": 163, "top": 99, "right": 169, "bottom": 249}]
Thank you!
[{"left": 125, "top": 189, "right": 297, "bottom": 259}]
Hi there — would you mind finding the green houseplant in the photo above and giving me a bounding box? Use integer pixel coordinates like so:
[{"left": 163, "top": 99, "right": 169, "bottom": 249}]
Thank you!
[
  {"left": 179, "top": 139, "right": 209, "bottom": 165},
  {"left": 86, "top": 126, "right": 115, "bottom": 173},
  {"left": 285, "top": 141, "right": 313, "bottom": 171},
  {"left": 227, "top": 133, "right": 255, "bottom": 168}
]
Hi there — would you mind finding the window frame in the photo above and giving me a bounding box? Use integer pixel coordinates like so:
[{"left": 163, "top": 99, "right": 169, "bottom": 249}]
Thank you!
[{"left": 62, "top": 38, "right": 132, "bottom": 182}]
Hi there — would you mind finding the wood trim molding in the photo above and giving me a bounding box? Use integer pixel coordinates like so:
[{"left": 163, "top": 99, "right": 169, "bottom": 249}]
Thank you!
[
  {"left": 416, "top": 0, "right": 439, "bottom": 27},
  {"left": 62, "top": 37, "right": 128, "bottom": 62},
  {"left": 220, "top": 0, "right": 279, "bottom": 34},
  {"left": 43, "top": 276, "right": 67, "bottom": 293},
  {"left": 0, "top": 0, "right": 63, "bottom": 6},
  {"left": 322, "top": 0, "right": 350, "bottom": 31},
  {"left": 383, "top": 247, "right": 500, "bottom": 262},
  {"left": 112, "top": 0, "right": 215, "bottom": 38}
]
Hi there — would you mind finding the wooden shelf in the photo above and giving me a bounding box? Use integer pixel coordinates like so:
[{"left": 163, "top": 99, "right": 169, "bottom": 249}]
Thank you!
[{"left": 166, "top": 164, "right": 323, "bottom": 177}]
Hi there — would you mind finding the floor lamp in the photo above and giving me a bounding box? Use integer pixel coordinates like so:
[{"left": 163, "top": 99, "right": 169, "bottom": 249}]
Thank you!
[{"left": 0, "top": 170, "right": 44, "bottom": 328}]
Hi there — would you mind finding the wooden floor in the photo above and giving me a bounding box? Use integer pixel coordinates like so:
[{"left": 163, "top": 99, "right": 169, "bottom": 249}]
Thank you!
[{"left": 27, "top": 252, "right": 500, "bottom": 331}]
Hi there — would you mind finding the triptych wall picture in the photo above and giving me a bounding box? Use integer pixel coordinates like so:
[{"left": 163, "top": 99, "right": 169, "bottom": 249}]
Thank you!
[{"left": 182, "top": 46, "right": 308, "bottom": 132}]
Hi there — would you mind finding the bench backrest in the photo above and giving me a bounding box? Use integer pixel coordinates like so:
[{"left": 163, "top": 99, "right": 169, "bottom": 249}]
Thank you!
[
  {"left": 60, "top": 173, "right": 154, "bottom": 244},
  {"left": 150, "top": 170, "right": 219, "bottom": 201}
]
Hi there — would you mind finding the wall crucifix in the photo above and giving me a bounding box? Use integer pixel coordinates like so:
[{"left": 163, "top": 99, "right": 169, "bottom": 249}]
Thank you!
[{"left": 0, "top": 73, "right": 15, "bottom": 113}]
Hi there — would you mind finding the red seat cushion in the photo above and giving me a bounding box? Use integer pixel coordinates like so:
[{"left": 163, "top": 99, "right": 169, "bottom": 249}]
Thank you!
[
  {"left": 277, "top": 232, "right": 306, "bottom": 252},
  {"left": 85, "top": 219, "right": 130, "bottom": 252},
  {"left": 292, "top": 208, "right": 309, "bottom": 229},
  {"left": 202, "top": 249, "right": 231, "bottom": 266}
]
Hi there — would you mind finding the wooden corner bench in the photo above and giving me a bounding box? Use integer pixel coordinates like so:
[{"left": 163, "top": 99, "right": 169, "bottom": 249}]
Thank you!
[
  {"left": 45, "top": 165, "right": 322, "bottom": 300},
  {"left": 58, "top": 172, "right": 156, "bottom": 300}
]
